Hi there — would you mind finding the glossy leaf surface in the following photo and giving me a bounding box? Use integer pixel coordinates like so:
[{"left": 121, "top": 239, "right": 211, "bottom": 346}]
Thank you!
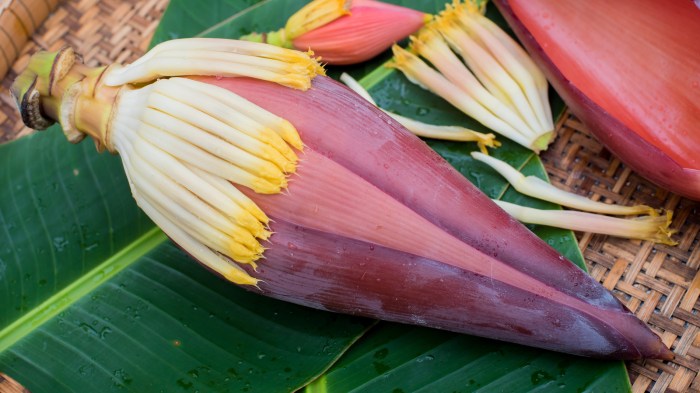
[
  {"left": 307, "top": 323, "right": 627, "bottom": 393},
  {"left": 0, "top": 0, "right": 631, "bottom": 392}
]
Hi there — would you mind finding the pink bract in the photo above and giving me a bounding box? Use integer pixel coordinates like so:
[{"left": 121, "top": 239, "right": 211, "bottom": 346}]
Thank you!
[{"left": 293, "top": 0, "right": 426, "bottom": 65}]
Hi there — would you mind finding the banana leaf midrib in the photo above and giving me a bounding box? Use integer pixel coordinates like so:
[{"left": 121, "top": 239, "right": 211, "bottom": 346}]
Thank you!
[{"left": 0, "top": 228, "right": 167, "bottom": 352}]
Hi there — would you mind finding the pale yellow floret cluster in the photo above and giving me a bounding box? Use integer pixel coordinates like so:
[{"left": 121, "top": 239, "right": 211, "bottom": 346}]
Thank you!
[
  {"left": 389, "top": 0, "right": 554, "bottom": 152},
  {"left": 104, "top": 38, "right": 324, "bottom": 90},
  {"left": 111, "top": 78, "right": 301, "bottom": 285},
  {"left": 100, "top": 38, "right": 322, "bottom": 285},
  {"left": 471, "top": 152, "right": 676, "bottom": 245},
  {"left": 495, "top": 201, "right": 677, "bottom": 246}
]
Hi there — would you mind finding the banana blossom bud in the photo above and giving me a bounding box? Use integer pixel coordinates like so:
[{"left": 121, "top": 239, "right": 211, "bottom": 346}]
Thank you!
[
  {"left": 241, "top": 0, "right": 430, "bottom": 65},
  {"left": 12, "top": 38, "right": 672, "bottom": 361}
]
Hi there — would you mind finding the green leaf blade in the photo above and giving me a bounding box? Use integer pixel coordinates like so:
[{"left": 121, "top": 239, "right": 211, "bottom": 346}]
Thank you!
[
  {"left": 151, "top": 0, "right": 265, "bottom": 44},
  {"left": 307, "top": 323, "right": 629, "bottom": 393},
  {"left": 0, "top": 130, "right": 153, "bottom": 330}
]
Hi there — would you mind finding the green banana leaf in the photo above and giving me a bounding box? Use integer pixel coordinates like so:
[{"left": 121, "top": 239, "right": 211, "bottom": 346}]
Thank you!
[{"left": 0, "top": 0, "right": 631, "bottom": 392}]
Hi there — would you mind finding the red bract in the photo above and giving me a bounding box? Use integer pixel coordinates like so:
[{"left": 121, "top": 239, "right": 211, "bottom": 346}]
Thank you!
[
  {"left": 493, "top": 0, "right": 700, "bottom": 200},
  {"left": 196, "top": 75, "right": 672, "bottom": 360},
  {"left": 292, "top": 0, "right": 427, "bottom": 65}
]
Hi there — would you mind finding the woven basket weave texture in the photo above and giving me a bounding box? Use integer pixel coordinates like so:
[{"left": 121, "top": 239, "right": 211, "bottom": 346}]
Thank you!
[{"left": 1, "top": 1, "right": 699, "bottom": 392}]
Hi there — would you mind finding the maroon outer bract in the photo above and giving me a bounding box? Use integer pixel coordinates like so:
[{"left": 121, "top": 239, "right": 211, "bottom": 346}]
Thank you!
[
  {"left": 493, "top": 0, "right": 700, "bottom": 200},
  {"left": 193, "top": 75, "right": 672, "bottom": 360}
]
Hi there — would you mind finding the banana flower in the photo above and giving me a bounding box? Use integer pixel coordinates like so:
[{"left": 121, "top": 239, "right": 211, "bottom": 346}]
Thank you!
[
  {"left": 12, "top": 38, "right": 672, "bottom": 360},
  {"left": 241, "top": 0, "right": 429, "bottom": 65}
]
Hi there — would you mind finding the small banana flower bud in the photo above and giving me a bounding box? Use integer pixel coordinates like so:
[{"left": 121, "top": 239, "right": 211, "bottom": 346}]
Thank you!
[{"left": 241, "top": 0, "right": 429, "bottom": 65}]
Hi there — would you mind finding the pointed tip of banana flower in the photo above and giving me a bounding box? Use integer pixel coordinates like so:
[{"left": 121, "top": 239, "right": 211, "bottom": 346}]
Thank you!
[
  {"left": 494, "top": 0, "right": 700, "bottom": 199},
  {"left": 291, "top": 0, "right": 428, "bottom": 65}
]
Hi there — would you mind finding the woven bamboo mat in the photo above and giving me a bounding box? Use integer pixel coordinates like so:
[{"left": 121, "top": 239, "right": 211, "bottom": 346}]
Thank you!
[
  {"left": 544, "top": 113, "right": 700, "bottom": 393},
  {"left": 1, "top": 0, "right": 699, "bottom": 392},
  {"left": 0, "top": 0, "right": 166, "bottom": 140}
]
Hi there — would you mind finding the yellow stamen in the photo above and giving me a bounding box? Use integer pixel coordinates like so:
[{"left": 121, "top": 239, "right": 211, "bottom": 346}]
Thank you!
[
  {"left": 473, "top": 16, "right": 552, "bottom": 129},
  {"left": 392, "top": 112, "right": 499, "bottom": 153},
  {"left": 453, "top": 8, "right": 551, "bottom": 131},
  {"left": 437, "top": 12, "right": 548, "bottom": 141},
  {"left": 119, "top": 144, "right": 263, "bottom": 263},
  {"left": 103, "top": 38, "right": 324, "bottom": 89},
  {"left": 495, "top": 200, "right": 677, "bottom": 246},
  {"left": 121, "top": 133, "right": 261, "bottom": 232},
  {"left": 441, "top": 0, "right": 485, "bottom": 17},
  {"left": 147, "top": 89, "right": 294, "bottom": 175},
  {"left": 173, "top": 78, "right": 303, "bottom": 152},
  {"left": 122, "top": 38, "right": 319, "bottom": 65},
  {"left": 188, "top": 166, "right": 270, "bottom": 228},
  {"left": 472, "top": 152, "right": 655, "bottom": 215},
  {"left": 384, "top": 1, "right": 555, "bottom": 152},
  {"left": 152, "top": 79, "right": 297, "bottom": 164},
  {"left": 171, "top": 78, "right": 302, "bottom": 159},
  {"left": 138, "top": 123, "right": 284, "bottom": 192},
  {"left": 143, "top": 188, "right": 262, "bottom": 263},
  {"left": 142, "top": 109, "right": 287, "bottom": 183},
  {"left": 412, "top": 25, "right": 535, "bottom": 138},
  {"left": 133, "top": 190, "right": 259, "bottom": 286},
  {"left": 131, "top": 146, "right": 264, "bottom": 252}
]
